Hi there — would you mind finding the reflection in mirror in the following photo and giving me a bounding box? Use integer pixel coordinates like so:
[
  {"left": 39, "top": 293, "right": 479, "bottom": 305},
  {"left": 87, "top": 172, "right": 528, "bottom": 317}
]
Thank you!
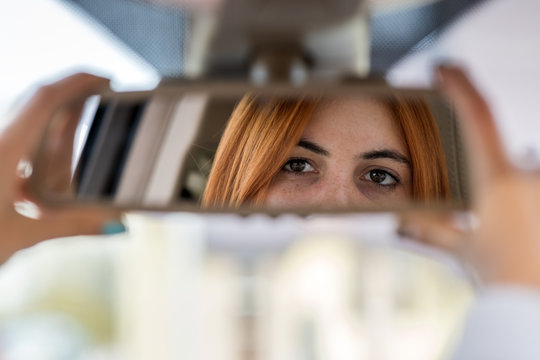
[{"left": 31, "top": 87, "right": 468, "bottom": 212}]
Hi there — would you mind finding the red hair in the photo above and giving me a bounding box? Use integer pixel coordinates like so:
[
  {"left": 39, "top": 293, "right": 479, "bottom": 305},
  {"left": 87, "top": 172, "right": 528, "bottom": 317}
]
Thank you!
[{"left": 202, "top": 95, "right": 449, "bottom": 207}]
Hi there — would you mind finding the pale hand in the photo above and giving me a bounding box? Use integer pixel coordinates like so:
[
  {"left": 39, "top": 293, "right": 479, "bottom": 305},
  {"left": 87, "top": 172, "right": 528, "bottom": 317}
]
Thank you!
[
  {"left": 0, "top": 73, "right": 122, "bottom": 264},
  {"left": 400, "top": 66, "right": 540, "bottom": 289}
]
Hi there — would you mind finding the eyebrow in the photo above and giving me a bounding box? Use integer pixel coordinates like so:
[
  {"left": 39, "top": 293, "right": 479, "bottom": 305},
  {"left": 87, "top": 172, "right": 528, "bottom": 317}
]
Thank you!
[
  {"left": 297, "top": 139, "right": 330, "bottom": 156},
  {"left": 296, "top": 139, "right": 409, "bottom": 165},
  {"left": 361, "top": 149, "right": 410, "bottom": 164}
]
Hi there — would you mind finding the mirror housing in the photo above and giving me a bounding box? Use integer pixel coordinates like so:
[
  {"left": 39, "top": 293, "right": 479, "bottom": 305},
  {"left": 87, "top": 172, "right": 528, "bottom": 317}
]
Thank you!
[{"left": 29, "top": 79, "right": 469, "bottom": 214}]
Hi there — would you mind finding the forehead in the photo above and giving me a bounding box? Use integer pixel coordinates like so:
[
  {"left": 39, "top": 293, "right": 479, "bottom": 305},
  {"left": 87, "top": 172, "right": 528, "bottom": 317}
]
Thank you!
[{"left": 302, "top": 96, "right": 407, "bottom": 153}]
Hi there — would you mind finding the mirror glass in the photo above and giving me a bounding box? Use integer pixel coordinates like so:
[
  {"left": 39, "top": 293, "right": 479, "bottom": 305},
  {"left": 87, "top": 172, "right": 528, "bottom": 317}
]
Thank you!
[{"left": 30, "top": 84, "right": 469, "bottom": 212}]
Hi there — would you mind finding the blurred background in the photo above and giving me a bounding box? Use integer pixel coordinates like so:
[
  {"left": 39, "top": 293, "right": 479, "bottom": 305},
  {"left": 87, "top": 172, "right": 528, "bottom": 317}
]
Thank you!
[
  {"left": 1, "top": 0, "right": 539, "bottom": 359},
  {"left": 0, "top": 213, "right": 474, "bottom": 360}
]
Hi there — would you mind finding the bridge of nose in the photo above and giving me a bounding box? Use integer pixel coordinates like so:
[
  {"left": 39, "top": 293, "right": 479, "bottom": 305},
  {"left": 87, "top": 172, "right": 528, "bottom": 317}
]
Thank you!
[{"left": 313, "top": 173, "right": 367, "bottom": 207}]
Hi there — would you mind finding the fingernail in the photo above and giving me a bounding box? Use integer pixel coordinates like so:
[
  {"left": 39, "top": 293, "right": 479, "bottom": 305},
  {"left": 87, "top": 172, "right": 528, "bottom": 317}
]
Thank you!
[
  {"left": 396, "top": 224, "right": 421, "bottom": 239},
  {"left": 101, "top": 220, "right": 127, "bottom": 235},
  {"left": 397, "top": 227, "right": 411, "bottom": 238},
  {"left": 434, "top": 66, "right": 446, "bottom": 88},
  {"left": 432, "top": 57, "right": 458, "bottom": 71},
  {"left": 432, "top": 61, "right": 457, "bottom": 87}
]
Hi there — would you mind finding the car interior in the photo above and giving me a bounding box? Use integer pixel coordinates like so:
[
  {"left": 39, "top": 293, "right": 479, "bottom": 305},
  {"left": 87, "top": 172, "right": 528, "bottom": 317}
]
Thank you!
[{"left": 2, "top": 1, "right": 518, "bottom": 360}]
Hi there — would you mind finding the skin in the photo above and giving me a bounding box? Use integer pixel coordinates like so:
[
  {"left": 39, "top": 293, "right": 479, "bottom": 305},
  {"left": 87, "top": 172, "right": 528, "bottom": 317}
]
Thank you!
[
  {"left": 3, "top": 67, "right": 540, "bottom": 294},
  {"left": 400, "top": 66, "right": 540, "bottom": 288},
  {"left": 265, "top": 97, "right": 412, "bottom": 209},
  {"left": 0, "top": 73, "right": 122, "bottom": 265}
]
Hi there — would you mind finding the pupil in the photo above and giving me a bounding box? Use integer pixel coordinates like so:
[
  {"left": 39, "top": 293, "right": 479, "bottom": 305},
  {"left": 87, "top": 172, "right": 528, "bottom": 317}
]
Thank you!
[
  {"left": 370, "top": 170, "right": 386, "bottom": 183},
  {"left": 290, "top": 161, "right": 305, "bottom": 172}
]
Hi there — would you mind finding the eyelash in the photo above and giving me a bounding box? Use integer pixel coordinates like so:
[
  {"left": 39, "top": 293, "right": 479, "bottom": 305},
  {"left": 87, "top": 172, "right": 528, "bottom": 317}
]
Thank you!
[
  {"left": 362, "top": 169, "right": 401, "bottom": 189},
  {"left": 282, "top": 158, "right": 316, "bottom": 175},
  {"left": 281, "top": 159, "right": 402, "bottom": 189}
]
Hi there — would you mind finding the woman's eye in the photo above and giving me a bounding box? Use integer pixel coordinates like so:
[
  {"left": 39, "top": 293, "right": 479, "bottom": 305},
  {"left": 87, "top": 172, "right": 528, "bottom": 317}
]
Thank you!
[
  {"left": 363, "top": 169, "right": 398, "bottom": 186},
  {"left": 283, "top": 159, "right": 315, "bottom": 173}
]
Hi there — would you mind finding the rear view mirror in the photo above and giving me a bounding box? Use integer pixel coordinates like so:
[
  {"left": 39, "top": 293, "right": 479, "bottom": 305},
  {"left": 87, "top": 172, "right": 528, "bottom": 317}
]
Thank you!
[{"left": 29, "top": 80, "right": 469, "bottom": 213}]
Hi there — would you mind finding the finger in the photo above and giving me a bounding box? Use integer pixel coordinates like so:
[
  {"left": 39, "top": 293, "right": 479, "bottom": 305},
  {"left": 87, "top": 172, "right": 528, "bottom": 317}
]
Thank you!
[
  {"left": 0, "top": 74, "right": 109, "bottom": 199},
  {"left": 397, "top": 212, "right": 467, "bottom": 254},
  {"left": 38, "top": 102, "right": 86, "bottom": 194},
  {"left": 150, "top": 0, "right": 224, "bottom": 11},
  {"left": 18, "top": 207, "right": 123, "bottom": 246},
  {"left": 0, "top": 206, "right": 124, "bottom": 265},
  {"left": 18, "top": 72, "right": 108, "bottom": 129},
  {"left": 437, "top": 66, "right": 512, "bottom": 189},
  {"left": 0, "top": 73, "right": 109, "bottom": 174}
]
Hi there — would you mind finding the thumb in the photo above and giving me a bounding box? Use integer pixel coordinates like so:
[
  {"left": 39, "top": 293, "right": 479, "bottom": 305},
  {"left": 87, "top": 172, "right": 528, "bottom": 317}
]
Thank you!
[
  {"left": 0, "top": 206, "right": 124, "bottom": 265},
  {"left": 18, "top": 205, "right": 125, "bottom": 245},
  {"left": 397, "top": 211, "right": 471, "bottom": 255}
]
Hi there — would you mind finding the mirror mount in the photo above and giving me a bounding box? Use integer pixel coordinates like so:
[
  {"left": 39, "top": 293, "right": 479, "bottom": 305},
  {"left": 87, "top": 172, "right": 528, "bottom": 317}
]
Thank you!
[
  {"left": 249, "top": 46, "right": 311, "bottom": 85},
  {"left": 190, "top": 0, "right": 369, "bottom": 81}
]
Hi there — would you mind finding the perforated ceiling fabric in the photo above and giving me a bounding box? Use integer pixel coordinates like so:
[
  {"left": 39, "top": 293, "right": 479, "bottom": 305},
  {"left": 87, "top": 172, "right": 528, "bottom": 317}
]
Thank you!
[
  {"left": 63, "top": 0, "right": 188, "bottom": 77},
  {"left": 63, "top": 0, "right": 482, "bottom": 77},
  {"left": 370, "top": 0, "right": 484, "bottom": 74}
]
